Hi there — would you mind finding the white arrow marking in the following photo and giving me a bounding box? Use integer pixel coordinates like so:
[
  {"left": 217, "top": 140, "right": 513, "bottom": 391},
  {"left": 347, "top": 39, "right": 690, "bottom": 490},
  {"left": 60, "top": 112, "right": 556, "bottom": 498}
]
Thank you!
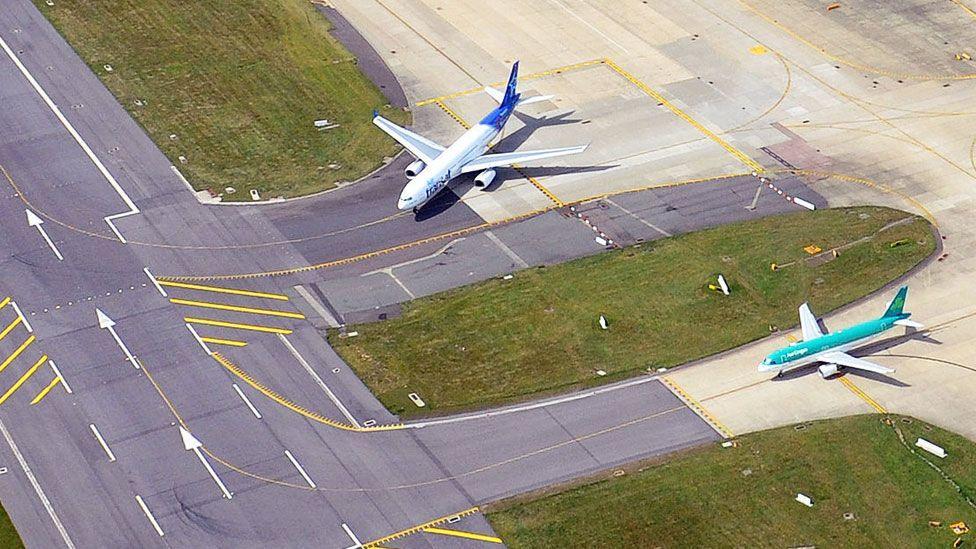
[
  {"left": 96, "top": 308, "right": 139, "bottom": 369},
  {"left": 179, "top": 426, "right": 232, "bottom": 500},
  {"left": 26, "top": 210, "right": 63, "bottom": 261}
]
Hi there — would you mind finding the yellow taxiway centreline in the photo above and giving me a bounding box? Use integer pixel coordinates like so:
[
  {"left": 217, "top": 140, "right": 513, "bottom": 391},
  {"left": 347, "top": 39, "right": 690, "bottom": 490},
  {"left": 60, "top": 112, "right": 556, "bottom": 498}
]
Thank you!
[
  {"left": 839, "top": 376, "right": 887, "bottom": 414},
  {"left": 184, "top": 317, "right": 292, "bottom": 335},
  {"left": 0, "top": 316, "right": 23, "bottom": 342},
  {"left": 423, "top": 527, "right": 503, "bottom": 543},
  {"left": 0, "top": 334, "right": 35, "bottom": 374},
  {"left": 0, "top": 354, "right": 47, "bottom": 405},
  {"left": 157, "top": 280, "right": 289, "bottom": 301},
  {"left": 170, "top": 298, "right": 305, "bottom": 319},
  {"left": 30, "top": 376, "right": 61, "bottom": 405},
  {"left": 200, "top": 336, "right": 248, "bottom": 348}
]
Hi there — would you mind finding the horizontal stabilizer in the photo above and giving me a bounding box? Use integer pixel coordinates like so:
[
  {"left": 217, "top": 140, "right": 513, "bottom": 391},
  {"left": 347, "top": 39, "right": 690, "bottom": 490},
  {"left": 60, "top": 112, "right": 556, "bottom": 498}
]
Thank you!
[
  {"left": 516, "top": 94, "right": 554, "bottom": 107},
  {"left": 821, "top": 351, "right": 895, "bottom": 375},
  {"left": 484, "top": 86, "right": 505, "bottom": 104},
  {"left": 894, "top": 319, "right": 924, "bottom": 330},
  {"left": 460, "top": 145, "right": 588, "bottom": 174}
]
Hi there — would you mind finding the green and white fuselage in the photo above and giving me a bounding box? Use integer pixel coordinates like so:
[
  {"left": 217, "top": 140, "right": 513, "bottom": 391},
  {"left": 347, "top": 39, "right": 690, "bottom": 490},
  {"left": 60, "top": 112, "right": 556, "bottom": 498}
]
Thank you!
[{"left": 759, "top": 286, "right": 922, "bottom": 378}]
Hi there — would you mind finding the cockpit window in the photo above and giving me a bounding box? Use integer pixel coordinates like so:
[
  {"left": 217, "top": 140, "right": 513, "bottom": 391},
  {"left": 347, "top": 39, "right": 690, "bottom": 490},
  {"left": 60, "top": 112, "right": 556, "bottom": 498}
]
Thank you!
[{"left": 762, "top": 357, "right": 772, "bottom": 365}]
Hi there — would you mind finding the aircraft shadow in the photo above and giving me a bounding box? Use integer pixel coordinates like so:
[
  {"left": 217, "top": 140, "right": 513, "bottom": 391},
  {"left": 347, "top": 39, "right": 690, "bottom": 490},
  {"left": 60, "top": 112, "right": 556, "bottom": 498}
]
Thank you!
[{"left": 413, "top": 188, "right": 462, "bottom": 222}]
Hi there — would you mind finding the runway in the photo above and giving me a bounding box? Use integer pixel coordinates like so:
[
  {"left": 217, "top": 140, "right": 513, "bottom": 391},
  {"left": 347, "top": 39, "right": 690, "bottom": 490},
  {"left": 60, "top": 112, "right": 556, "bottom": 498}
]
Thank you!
[{"left": 2, "top": 0, "right": 976, "bottom": 547}]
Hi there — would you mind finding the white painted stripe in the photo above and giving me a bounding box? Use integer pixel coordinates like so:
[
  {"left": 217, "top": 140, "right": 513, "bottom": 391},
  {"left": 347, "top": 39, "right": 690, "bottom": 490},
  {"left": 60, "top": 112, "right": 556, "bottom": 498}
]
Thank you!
[
  {"left": 341, "top": 523, "right": 362, "bottom": 548},
  {"left": 407, "top": 374, "right": 661, "bottom": 428},
  {"left": 0, "top": 418, "right": 76, "bottom": 548},
  {"left": 143, "top": 268, "right": 167, "bottom": 297},
  {"left": 278, "top": 334, "right": 360, "bottom": 427},
  {"left": 232, "top": 384, "right": 262, "bottom": 419},
  {"left": 0, "top": 36, "right": 140, "bottom": 236},
  {"left": 284, "top": 450, "right": 316, "bottom": 488},
  {"left": 484, "top": 230, "right": 529, "bottom": 268},
  {"left": 185, "top": 324, "right": 212, "bottom": 356},
  {"left": 10, "top": 301, "right": 32, "bottom": 333},
  {"left": 88, "top": 424, "right": 115, "bottom": 462},
  {"left": 48, "top": 360, "right": 72, "bottom": 394},
  {"left": 134, "top": 495, "right": 164, "bottom": 537},
  {"left": 605, "top": 198, "right": 672, "bottom": 237},
  {"left": 546, "top": 0, "right": 630, "bottom": 53},
  {"left": 793, "top": 197, "right": 816, "bottom": 210},
  {"left": 293, "top": 285, "right": 340, "bottom": 328}
]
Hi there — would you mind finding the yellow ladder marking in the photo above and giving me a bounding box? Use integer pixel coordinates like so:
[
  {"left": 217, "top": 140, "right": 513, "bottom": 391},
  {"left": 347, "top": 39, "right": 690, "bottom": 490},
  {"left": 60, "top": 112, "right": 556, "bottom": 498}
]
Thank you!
[
  {"left": 211, "top": 352, "right": 403, "bottom": 432},
  {"left": 661, "top": 376, "right": 734, "bottom": 439},
  {"left": 839, "top": 377, "right": 887, "bottom": 414},
  {"left": 362, "top": 507, "right": 481, "bottom": 548},
  {"left": 184, "top": 317, "right": 292, "bottom": 335},
  {"left": 0, "top": 354, "right": 47, "bottom": 405},
  {"left": 30, "top": 376, "right": 61, "bottom": 405},
  {"left": 156, "top": 280, "right": 289, "bottom": 301},
  {"left": 0, "top": 334, "right": 35, "bottom": 374},
  {"left": 200, "top": 336, "right": 248, "bottom": 348},
  {"left": 0, "top": 316, "right": 23, "bottom": 341},
  {"left": 170, "top": 298, "right": 305, "bottom": 319},
  {"left": 423, "top": 526, "right": 503, "bottom": 543},
  {"left": 0, "top": 297, "right": 10, "bottom": 310}
]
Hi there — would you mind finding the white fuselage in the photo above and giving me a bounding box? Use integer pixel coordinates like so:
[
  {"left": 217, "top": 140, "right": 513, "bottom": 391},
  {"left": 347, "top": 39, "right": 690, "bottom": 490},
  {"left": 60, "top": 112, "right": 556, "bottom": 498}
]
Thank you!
[{"left": 397, "top": 123, "right": 499, "bottom": 210}]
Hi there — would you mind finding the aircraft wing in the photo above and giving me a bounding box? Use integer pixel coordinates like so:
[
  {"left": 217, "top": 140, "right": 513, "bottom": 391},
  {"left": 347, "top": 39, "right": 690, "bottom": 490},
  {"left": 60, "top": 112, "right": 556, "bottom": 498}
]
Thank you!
[
  {"left": 820, "top": 351, "right": 895, "bottom": 375},
  {"left": 798, "top": 303, "right": 823, "bottom": 341},
  {"left": 372, "top": 115, "right": 444, "bottom": 163},
  {"left": 460, "top": 145, "right": 588, "bottom": 174}
]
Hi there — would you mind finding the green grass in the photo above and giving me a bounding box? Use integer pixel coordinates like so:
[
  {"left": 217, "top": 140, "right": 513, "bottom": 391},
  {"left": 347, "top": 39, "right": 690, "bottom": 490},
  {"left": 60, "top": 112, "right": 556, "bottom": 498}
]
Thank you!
[
  {"left": 487, "top": 415, "right": 976, "bottom": 548},
  {"left": 330, "top": 207, "right": 935, "bottom": 417},
  {"left": 0, "top": 504, "right": 23, "bottom": 549},
  {"left": 35, "top": 0, "right": 408, "bottom": 199}
]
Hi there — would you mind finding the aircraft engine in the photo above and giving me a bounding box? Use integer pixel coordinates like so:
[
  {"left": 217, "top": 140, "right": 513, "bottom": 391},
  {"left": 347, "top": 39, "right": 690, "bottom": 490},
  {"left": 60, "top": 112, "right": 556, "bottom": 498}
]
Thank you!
[
  {"left": 405, "top": 160, "right": 426, "bottom": 178},
  {"left": 473, "top": 168, "right": 496, "bottom": 188},
  {"left": 818, "top": 364, "right": 839, "bottom": 378}
]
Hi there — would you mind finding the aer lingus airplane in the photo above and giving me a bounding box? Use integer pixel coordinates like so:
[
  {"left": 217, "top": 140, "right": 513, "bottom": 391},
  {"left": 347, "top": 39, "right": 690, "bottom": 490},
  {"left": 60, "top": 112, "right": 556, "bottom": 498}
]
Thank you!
[
  {"left": 759, "top": 286, "right": 922, "bottom": 378},
  {"left": 372, "top": 61, "right": 588, "bottom": 211}
]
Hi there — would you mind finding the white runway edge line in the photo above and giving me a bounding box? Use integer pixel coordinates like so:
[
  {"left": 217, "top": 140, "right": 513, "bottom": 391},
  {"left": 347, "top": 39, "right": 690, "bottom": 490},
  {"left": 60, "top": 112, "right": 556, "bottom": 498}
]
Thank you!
[
  {"left": 232, "top": 383, "right": 262, "bottom": 419},
  {"left": 134, "top": 495, "right": 164, "bottom": 537},
  {"left": 88, "top": 424, "right": 115, "bottom": 462},
  {"left": 186, "top": 323, "right": 212, "bottom": 356},
  {"left": 0, "top": 34, "right": 140, "bottom": 242},
  {"left": 10, "top": 301, "right": 32, "bottom": 333},
  {"left": 143, "top": 268, "right": 167, "bottom": 297},
  {"left": 48, "top": 360, "right": 72, "bottom": 394},
  {"left": 0, "top": 418, "right": 76, "bottom": 548},
  {"left": 278, "top": 334, "right": 361, "bottom": 428},
  {"left": 407, "top": 374, "right": 662, "bottom": 428},
  {"left": 284, "top": 450, "right": 316, "bottom": 488}
]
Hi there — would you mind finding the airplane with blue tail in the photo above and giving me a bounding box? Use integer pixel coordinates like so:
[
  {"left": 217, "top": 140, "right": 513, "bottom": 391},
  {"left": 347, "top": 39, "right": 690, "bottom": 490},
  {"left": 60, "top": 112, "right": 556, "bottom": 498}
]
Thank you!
[
  {"left": 372, "top": 61, "right": 588, "bottom": 211},
  {"left": 760, "top": 286, "right": 923, "bottom": 378}
]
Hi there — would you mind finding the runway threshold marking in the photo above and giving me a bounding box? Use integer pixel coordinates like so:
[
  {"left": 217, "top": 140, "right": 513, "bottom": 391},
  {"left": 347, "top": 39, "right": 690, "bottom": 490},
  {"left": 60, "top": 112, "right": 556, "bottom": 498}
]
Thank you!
[
  {"left": 0, "top": 335, "right": 35, "bottom": 375},
  {"left": 184, "top": 317, "right": 292, "bottom": 335},
  {"left": 210, "top": 352, "right": 404, "bottom": 432},
  {"left": 839, "top": 376, "right": 887, "bottom": 414},
  {"left": 169, "top": 298, "right": 305, "bottom": 319},
  {"left": 156, "top": 280, "right": 289, "bottom": 300},
  {"left": 200, "top": 336, "right": 248, "bottom": 348},
  {"left": 29, "top": 376, "right": 61, "bottom": 405},
  {"left": 0, "top": 354, "right": 47, "bottom": 405},
  {"left": 602, "top": 58, "right": 765, "bottom": 173},
  {"left": 361, "top": 507, "right": 481, "bottom": 548},
  {"left": 432, "top": 100, "right": 565, "bottom": 207},
  {"left": 423, "top": 526, "right": 503, "bottom": 543},
  {"left": 660, "top": 377, "right": 734, "bottom": 439}
]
